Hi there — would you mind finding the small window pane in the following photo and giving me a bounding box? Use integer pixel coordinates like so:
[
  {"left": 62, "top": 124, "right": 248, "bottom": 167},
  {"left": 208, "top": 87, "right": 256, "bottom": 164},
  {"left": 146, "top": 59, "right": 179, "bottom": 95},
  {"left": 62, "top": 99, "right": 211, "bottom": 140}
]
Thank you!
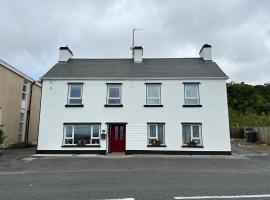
[
  {"left": 65, "top": 139, "right": 73, "bottom": 144},
  {"left": 182, "top": 125, "right": 191, "bottom": 144},
  {"left": 22, "top": 93, "right": 26, "bottom": 100},
  {"left": 108, "top": 98, "right": 120, "bottom": 104},
  {"left": 19, "top": 122, "right": 24, "bottom": 133},
  {"left": 192, "top": 126, "right": 200, "bottom": 138},
  {"left": 192, "top": 139, "right": 201, "bottom": 144},
  {"left": 147, "top": 99, "right": 160, "bottom": 105},
  {"left": 186, "top": 84, "right": 198, "bottom": 98},
  {"left": 148, "top": 86, "right": 159, "bottom": 98},
  {"left": 185, "top": 99, "right": 199, "bottom": 105},
  {"left": 158, "top": 125, "right": 164, "bottom": 144},
  {"left": 92, "top": 139, "right": 100, "bottom": 144},
  {"left": 109, "top": 87, "right": 120, "bottom": 98},
  {"left": 149, "top": 125, "right": 156, "bottom": 137},
  {"left": 20, "top": 112, "right": 24, "bottom": 121},
  {"left": 65, "top": 126, "right": 73, "bottom": 137},
  {"left": 120, "top": 126, "right": 124, "bottom": 140},
  {"left": 115, "top": 126, "right": 118, "bottom": 140},
  {"left": 92, "top": 125, "right": 100, "bottom": 137},
  {"left": 69, "top": 98, "right": 82, "bottom": 104},
  {"left": 74, "top": 125, "right": 91, "bottom": 144},
  {"left": 70, "top": 85, "right": 81, "bottom": 98},
  {"left": 23, "top": 84, "right": 27, "bottom": 92}
]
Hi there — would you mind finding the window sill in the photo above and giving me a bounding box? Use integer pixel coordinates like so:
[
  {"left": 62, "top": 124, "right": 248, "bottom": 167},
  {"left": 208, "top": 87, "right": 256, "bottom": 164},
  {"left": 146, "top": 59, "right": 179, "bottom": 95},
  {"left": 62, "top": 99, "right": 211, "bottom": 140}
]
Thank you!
[
  {"left": 144, "top": 105, "right": 163, "bottom": 107},
  {"left": 147, "top": 144, "right": 167, "bottom": 147},
  {"left": 182, "top": 145, "right": 204, "bottom": 148},
  {"left": 65, "top": 104, "right": 84, "bottom": 107},
  {"left": 182, "top": 105, "right": 202, "bottom": 107},
  {"left": 104, "top": 104, "right": 123, "bottom": 107},
  {"left": 61, "top": 145, "right": 101, "bottom": 148}
]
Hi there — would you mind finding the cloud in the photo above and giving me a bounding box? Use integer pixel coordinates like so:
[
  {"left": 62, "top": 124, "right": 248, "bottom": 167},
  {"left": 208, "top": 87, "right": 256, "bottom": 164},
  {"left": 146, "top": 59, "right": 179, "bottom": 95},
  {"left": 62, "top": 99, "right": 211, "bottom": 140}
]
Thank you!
[{"left": 0, "top": 0, "right": 270, "bottom": 84}]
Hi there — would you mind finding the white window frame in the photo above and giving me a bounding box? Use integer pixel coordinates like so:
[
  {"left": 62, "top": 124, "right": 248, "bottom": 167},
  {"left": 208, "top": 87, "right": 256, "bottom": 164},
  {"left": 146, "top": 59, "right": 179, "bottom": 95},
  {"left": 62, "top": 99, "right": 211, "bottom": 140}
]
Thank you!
[
  {"left": 107, "top": 84, "right": 122, "bottom": 105},
  {"left": 63, "top": 124, "right": 100, "bottom": 146},
  {"left": 146, "top": 84, "right": 161, "bottom": 105},
  {"left": 184, "top": 83, "right": 200, "bottom": 105},
  {"left": 182, "top": 123, "right": 203, "bottom": 146},
  {"left": 68, "top": 84, "right": 83, "bottom": 105},
  {"left": 91, "top": 125, "right": 100, "bottom": 144},
  {"left": 147, "top": 123, "right": 165, "bottom": 145}
]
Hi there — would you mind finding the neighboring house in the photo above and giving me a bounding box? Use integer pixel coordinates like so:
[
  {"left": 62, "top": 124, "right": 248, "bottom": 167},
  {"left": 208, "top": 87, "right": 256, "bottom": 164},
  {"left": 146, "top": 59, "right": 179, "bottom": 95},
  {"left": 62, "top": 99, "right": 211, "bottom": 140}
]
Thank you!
[
  {"left": 37, "top": 44, "right": 231, "bottom": 155},
  {"left": 0, "top": 59, "right": 41, "bottom": 147}
]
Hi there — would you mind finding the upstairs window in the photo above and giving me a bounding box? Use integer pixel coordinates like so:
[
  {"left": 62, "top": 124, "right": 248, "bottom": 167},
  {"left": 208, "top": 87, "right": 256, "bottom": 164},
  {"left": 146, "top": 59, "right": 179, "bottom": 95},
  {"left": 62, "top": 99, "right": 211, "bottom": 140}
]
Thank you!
[
  {"left": 22, "top": 80, "right": 28, "bottom": 100},
  {"left": 68, "top": 83, "right": 83, "bottom": 105},
  {"left": 146, "top": 84, "right": 161, "bottom": 105},
  {"left": 107, "top": 84, "right": 122, "bottom": 105},
  {"left": 63, "top": 124, "right": 100, "bottom": 145},
  {"left": 182, "top": 123, "right": 202, "bottom": 146},
  {"left": 184, "top": 83, "right": 200, "bottom": 105},
  {"left": 148, "top": 123, "right": 165, "bottom": 146}
]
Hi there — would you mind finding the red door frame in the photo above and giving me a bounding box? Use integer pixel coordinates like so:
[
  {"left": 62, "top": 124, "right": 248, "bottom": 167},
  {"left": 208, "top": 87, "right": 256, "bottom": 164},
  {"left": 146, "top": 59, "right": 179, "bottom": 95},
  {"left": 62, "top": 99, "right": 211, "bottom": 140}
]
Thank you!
[{"left": 108, "top": 124, "right": 126, "bottom": 153}]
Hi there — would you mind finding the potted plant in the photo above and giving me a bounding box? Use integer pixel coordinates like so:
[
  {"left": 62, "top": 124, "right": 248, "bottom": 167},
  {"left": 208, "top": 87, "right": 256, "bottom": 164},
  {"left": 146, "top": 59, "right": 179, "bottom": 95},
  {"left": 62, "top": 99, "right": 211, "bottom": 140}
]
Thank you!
[
  {"left": 76, "top": 140, "right": 86, "bottom": 147},
  {"left": 187, "top": 140, "right": 197, "bottom": 147},
  {"left": 151, "top": 139, "right": 161, "bottom": 146}
]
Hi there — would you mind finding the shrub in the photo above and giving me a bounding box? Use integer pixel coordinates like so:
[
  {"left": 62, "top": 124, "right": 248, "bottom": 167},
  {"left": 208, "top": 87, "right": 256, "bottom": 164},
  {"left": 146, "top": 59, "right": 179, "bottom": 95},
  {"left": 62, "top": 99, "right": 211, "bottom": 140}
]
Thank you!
[{"left": 0, "top": 129, "right": 5, "bottom": 145}]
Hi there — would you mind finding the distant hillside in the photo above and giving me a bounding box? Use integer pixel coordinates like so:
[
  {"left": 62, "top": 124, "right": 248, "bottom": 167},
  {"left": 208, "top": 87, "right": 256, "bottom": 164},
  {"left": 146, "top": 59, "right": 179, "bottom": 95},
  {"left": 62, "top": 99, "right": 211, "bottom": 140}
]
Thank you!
[{"left": 227, "top": 82, "right": 270, "bottom": 127}]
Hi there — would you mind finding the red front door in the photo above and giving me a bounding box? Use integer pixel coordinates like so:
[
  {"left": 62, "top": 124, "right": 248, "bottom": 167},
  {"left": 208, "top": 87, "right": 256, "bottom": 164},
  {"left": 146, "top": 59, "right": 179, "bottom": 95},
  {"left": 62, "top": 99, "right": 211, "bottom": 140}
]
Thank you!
[{"left": 109, "top": 124, "right": 126, "bottom": 153}]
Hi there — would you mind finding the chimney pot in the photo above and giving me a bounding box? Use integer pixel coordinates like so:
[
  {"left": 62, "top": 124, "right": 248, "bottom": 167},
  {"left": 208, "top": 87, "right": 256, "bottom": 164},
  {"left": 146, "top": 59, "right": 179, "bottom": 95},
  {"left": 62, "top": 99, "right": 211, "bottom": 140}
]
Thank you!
[
  {"left": 199, "top": 44, "right": 212, "bottom": 61},
  {"left": 59, "top": 46, "right": 73, "bottom": 62}
]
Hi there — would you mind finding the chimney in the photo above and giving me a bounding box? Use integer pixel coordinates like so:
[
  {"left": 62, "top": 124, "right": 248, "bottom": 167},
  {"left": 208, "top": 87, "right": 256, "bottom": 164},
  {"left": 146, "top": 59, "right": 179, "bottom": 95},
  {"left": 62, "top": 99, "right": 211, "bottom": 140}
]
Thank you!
[
  {"left": 59, "top": 46, "right": 73, "bottom": 62},
  {"left": 199, "top": 44, "right": 212, "bottom": 61},
  {"left": 133, "top": 46, "right": 143, "bottom": 63}
]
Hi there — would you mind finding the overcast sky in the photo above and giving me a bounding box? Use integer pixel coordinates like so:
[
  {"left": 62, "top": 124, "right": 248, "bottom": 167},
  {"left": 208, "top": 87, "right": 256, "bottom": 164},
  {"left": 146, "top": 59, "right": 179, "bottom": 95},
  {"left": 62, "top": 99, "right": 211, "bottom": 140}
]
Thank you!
[{"left": 1, "top": 0, "right": 270, "bottom": 84}]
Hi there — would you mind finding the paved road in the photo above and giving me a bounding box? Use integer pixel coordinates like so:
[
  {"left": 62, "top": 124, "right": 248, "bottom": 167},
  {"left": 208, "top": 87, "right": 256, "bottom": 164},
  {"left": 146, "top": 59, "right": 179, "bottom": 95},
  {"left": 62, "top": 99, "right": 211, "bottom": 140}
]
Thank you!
[{"left": 0, "top": 145, "right": 270, "bottom": 200}]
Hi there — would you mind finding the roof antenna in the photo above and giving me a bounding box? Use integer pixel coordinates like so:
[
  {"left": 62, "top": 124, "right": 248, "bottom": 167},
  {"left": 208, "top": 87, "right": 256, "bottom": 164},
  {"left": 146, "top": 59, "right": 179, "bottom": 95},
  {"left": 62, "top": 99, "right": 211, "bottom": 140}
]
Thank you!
[{"left": 130, "top": 28, "right": 143, "bottom": 53}]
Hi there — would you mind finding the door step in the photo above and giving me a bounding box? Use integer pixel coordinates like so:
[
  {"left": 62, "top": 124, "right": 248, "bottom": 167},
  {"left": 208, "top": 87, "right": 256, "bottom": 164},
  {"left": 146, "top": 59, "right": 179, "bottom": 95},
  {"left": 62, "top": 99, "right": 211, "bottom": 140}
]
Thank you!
[{"left": 107, "top": 152, "right": 125, "bottom": 156}]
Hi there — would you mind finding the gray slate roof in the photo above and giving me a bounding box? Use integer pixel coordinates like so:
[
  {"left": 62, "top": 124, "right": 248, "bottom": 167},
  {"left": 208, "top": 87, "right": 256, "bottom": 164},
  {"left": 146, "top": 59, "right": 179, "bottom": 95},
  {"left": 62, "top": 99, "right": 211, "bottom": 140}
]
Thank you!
[{"left": 42, "top": 58, "right": 228, "bottom": 79}]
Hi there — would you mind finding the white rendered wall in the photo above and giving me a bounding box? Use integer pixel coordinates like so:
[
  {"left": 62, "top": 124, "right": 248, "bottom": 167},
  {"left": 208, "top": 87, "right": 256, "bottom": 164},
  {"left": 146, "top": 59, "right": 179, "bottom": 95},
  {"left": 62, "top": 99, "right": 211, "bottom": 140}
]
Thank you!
[{"left": 37, "top": 79, "right": 231, "bottom": 152}]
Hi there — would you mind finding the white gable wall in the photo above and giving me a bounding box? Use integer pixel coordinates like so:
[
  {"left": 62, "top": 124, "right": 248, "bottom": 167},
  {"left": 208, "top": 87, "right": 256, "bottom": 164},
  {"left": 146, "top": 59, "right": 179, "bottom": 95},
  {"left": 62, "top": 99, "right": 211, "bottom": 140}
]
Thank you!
[{"left": 37, "top": 79, "right": 230, "bottom": 152}]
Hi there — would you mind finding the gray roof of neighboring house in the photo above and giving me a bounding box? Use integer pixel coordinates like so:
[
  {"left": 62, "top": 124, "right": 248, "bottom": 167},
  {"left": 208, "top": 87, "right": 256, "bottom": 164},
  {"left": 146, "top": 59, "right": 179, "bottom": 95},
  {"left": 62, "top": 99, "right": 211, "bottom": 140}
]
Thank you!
[{"left": 42, "top": 58, "right": 228, "bottom": 80}]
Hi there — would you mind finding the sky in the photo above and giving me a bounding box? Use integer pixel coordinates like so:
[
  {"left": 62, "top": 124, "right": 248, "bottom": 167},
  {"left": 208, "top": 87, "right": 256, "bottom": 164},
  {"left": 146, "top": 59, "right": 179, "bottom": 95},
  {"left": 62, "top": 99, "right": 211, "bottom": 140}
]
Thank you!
[{"left": 0, "top": 0, "right": 270, "bottom": 84}]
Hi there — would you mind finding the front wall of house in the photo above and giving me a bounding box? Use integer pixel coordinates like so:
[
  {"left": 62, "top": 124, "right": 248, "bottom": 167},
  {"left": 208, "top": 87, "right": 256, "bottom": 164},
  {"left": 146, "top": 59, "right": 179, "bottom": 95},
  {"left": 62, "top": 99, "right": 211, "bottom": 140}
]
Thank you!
[
  {"left": 0, "top": 65, "right": 24, "bottom": 145},
  {"left": 37, "top": 79, "right": 230, "bottom": 152}
]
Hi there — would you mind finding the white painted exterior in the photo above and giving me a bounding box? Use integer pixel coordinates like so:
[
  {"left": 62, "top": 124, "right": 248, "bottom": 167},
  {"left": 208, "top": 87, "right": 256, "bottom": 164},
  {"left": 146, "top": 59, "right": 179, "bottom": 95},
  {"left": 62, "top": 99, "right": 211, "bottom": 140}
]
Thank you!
[
  {"left": 200, "top": 47, "right": 212, "bottom": 61},
  {"left": 37, "top": 79, "right": 231, "bottom": 153}
]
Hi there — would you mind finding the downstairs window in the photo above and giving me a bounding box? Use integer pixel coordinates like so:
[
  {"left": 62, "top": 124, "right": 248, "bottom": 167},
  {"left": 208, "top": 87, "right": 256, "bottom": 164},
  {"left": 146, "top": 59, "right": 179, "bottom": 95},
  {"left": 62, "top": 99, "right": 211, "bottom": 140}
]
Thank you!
[
  {"left": 63, "top": 124, "right": 100, "bottom": 146},
  {"left": 182, "top": 123, "right": 202, "bottom": 146},
  {"left": 148, "top": 123, "right": 165, "bottom": 146}
]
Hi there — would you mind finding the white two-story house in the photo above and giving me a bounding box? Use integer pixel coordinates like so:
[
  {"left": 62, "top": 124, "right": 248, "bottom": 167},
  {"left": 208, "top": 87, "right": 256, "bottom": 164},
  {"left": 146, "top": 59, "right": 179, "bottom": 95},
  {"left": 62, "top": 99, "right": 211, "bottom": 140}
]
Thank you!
[{"left": 37, "top": 44, "right": 231, "bottom": 155}]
